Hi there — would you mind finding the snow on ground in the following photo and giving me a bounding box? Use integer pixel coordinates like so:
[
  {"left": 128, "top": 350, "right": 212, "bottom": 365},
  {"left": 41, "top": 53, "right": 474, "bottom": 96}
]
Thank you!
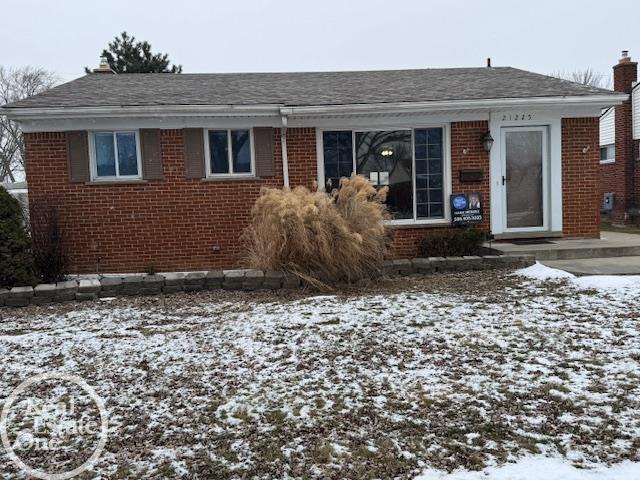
[
  {"left": 417, "top": 456, "right": 640, "bottom": 480},
  {"left": 1, "top": 268, "right": 640, "bottom": 479},
  {"left": 517, "top": 262, "right": 640, "bottom": 291}
]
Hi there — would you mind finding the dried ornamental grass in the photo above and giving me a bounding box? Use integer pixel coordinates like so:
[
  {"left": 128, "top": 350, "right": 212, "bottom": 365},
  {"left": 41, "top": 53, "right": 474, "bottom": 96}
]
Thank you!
[{"left": 242, "top": 175, "right": 390, "bottom": 286}]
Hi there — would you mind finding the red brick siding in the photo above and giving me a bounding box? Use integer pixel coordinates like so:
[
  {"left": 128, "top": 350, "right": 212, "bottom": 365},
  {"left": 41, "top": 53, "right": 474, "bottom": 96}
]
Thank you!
[
  {"left": 286, "top": 128, "right": 317, "bottom": 189},
  {"left": 25, "top": 119, "right": 599, "bottom": 272},
  {"left": 600, "top": 158, "right": 622, "bottom": 212},
  {"left": 25, "top": 129, "right": 284, "bottom": 273},
  {"left": 600, "top": 60, "right": 637, "bottom": 222},
  {"left": 390, "top": 121, "right": 491, "bottom": 259},
  {"left": 562, "top": 117, "right": 600, "bottom": 238}
]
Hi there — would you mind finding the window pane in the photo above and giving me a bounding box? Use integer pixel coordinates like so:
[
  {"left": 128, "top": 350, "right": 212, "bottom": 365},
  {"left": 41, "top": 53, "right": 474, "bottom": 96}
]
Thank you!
[
  {"left": 95, "top": 133, "right": 116, "bottom": 177},
  {"left": 415, "top": 128, "right": 444, "bottom": 219},
  {"left": 600, "top": 144, "right": 614, "bottom": 161},
  {"left": 323, "top": 131, "right": 353, "bottom": 190},
  {"left": 416, "top": 174, "right": 428, "bottom": 190},
  {"left": 505, "top": 130, "right": 543, "bottom": 228},
  {"left": 430, "top": 203, "right": 443, "bottom": 217},
  {"left": 355, "top": 130, "right": 413, "bottom": 220},
  {"left": 209, "top": 130, "right": 229, "bottom": 174},
  {"left": 231, "top": 130, "right": 251, "bottom": 173},
  {"left": 116, "top": 132, "right": 138, "bottom": 176}
]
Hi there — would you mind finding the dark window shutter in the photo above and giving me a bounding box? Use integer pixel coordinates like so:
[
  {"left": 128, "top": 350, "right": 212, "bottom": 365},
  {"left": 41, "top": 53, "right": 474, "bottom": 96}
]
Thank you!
[
  {"left": 66, "top": 131, "right": 90, "bottom": 183},
  {"left": 253, "top": 127, "right": 275, "bottom": 177},
  {"left": 140, "top": 129, "right": 163, "bottom": 180},
  {"left": 184, "top": 128, "right": 205, "bottom": 179}
]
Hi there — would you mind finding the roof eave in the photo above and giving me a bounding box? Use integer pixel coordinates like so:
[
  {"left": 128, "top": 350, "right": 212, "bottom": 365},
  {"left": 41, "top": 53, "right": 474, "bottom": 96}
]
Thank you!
[
  {"left": 1, "top": 104, "right": 283, "bottom": 121},
  {"left": 282, "top": 94, "right": 628, "bottom": 117},
  {"left": 2, "top": 93, "right": 627, "bottom": 122}
]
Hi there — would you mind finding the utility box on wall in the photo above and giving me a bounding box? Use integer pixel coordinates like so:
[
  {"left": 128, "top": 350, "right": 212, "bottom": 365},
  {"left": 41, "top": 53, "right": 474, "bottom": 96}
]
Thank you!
[{"left": 602, "top": 192, "right": 615, "bottom": 211}]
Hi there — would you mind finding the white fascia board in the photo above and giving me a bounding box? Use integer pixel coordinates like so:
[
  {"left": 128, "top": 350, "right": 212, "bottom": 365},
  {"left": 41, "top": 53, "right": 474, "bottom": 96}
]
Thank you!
[
  {"left": 3, "top": 104, "right": 283, "bottom": 121},
  {"left": 17, "top": 115, "right": 285, "bottom": 133},
  {"left": 5, "top": 94, "right": 627, "bottom": 132},
  {"left": 282, "top": 94, "right": 628, "bottom": 117}
]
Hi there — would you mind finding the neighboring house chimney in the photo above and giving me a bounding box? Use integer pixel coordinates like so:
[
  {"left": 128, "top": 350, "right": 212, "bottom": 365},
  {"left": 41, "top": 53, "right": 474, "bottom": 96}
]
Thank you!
[
  {"left": 92, "top": 56, "right": 115, "bottom": 74},
  {"left": 612, "top": 50, "right": 637, "bottom": 222}
]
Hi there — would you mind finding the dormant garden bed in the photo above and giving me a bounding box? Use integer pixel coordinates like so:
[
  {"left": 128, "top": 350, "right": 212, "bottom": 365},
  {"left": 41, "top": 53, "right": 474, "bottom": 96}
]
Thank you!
[
  {"left": 1, "top": 264, "right": 640, "bottom": 479},
  {"left": 0, "top": 254, "right": 533, "bottom": 308}
]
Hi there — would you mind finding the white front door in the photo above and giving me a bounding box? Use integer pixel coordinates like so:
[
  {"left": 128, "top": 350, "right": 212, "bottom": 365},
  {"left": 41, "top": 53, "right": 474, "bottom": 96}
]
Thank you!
[{"left": 500, "top": 126, "right": 549, "bottom": 233}]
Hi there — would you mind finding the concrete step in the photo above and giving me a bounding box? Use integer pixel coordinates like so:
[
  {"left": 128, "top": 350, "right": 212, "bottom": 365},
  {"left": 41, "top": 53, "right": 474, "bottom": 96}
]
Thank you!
[
  {"left": 487, "top": 232, "right": 640, "bottom": 261},
  {"left": 542, "top": 256, "right": 640, "bottom": 275}
]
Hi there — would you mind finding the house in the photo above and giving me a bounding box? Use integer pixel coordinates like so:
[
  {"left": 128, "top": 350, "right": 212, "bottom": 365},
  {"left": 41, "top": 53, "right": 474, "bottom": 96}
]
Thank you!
[
  {"left": 1, "top": 181, "right": 29, "bottom": 218},
  {"left": 599, "top": 51, "right": 640, "bottom": 222},
  {"left": 1, "top": 61, "right": 625, "bottom": 273}
]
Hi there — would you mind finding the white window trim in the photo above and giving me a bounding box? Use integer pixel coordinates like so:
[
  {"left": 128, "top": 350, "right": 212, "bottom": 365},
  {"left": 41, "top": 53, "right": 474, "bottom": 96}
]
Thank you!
[
  {"left": 316, "top": 125, "right": 451, "bottom": 225},
  {"left": 599, "top": 143, "right": 615, "bottom": 165},
  {"left": 89, "top": 130, "right": 143, "bottom": 181},
  {"left": 204, "top": 128, "right": 256, "bottom": 178}
]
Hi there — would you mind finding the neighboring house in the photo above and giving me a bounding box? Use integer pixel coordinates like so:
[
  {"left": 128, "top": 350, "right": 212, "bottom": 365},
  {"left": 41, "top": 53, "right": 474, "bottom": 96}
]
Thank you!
[
  {"left": 600, "top": 51, "right": 640, "bottom": 222},
  {"left": 599, "top": 106, "right": 615, "bottom": 164},
  {"left": 1, "top": 62, "right": 624, "bottom": 273},
  {"left": 1, "top": 181, "right": 29, "bottom": 218}
]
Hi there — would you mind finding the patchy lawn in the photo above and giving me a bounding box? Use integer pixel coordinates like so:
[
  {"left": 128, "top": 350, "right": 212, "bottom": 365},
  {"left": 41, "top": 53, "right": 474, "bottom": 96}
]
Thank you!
[
  {"left": 1, "top": 266, "right": 640, "bottom": 479},
  {"left": 601, "top": 221, "right": 640, "bottom": 235}
]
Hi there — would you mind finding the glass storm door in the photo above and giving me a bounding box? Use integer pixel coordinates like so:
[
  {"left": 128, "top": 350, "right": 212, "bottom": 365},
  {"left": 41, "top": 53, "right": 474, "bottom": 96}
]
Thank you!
[{"left": 502, "top": 127, "right": 548, "bottom": 231}]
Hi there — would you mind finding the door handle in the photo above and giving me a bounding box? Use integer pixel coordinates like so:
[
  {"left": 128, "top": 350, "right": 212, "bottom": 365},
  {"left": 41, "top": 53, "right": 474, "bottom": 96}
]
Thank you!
[{"left": 502, "top": 175, "right": 506, "bottom": 186}]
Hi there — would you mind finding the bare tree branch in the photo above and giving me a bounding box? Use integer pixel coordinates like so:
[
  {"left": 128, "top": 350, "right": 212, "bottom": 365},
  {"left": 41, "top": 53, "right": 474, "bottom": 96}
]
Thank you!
[
  {"left": 552, "top": 68, "right": 612, "bottom": 89},
  {"left": 0, "top": 66, "right": 57, "bottom": 183}
]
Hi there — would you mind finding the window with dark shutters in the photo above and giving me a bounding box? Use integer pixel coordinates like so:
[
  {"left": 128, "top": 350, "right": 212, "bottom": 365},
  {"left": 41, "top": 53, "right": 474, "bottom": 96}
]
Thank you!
[
  {"left": 253, "top": 127, "right": 275, "bottom": 177},
  {"left": 66, "top": 131, "right": 90, "bottom": 183},
  {"left": 140, "top": 129, "right": 163, "bottom": 180},
  {"left": 184, "top": 128, "right": 206, "bottom": 179}
]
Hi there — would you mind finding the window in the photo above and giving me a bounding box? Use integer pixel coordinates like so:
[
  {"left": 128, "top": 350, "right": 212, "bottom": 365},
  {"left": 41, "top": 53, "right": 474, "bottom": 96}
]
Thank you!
[
  {"left": 600, "top": 144, "right": 615, "bottom": 163},
  {"left": 322, "top": 131, "right": 354, "bottom": 190},
  {"left": 414, "top": 128, "right": 444, "bottom": 218},
  {"left": 356, "top": 130, "right": 414, "bottom": 219},
  {"left": 206, "top": 129, "right": 253, "bottom": 176},
  {"left": 91, "top": 131, "right": 141, "bottom": 179},
  {"left": 321, "top": 127, "right": 446, "bottom": 221}
]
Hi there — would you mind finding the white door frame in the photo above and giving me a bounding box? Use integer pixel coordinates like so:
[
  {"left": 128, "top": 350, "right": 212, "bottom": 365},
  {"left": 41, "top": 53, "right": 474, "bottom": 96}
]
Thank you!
[
  {"left": 489, "top": 110, "right": 563, "bottom": 237},
  {"left": 500, "top": 126, "right": 550, "bottom": 233}
]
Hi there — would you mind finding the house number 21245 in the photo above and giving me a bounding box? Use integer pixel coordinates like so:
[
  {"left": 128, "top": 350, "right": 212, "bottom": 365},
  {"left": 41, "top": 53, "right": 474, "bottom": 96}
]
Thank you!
[{"left": 502, "top": 114, "right": 533, "bottom": 121}]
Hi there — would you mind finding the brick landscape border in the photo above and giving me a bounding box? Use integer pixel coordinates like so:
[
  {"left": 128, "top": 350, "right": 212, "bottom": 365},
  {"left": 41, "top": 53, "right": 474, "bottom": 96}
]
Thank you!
[{"left": 0, "top": 254, "right": 534, "bottom": 308}]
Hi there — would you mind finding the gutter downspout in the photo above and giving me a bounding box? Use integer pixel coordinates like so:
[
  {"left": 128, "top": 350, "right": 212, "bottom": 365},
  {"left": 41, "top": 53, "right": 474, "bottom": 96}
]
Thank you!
[{"left": 280, "top": 112, "right": 290, "bottom": 189}]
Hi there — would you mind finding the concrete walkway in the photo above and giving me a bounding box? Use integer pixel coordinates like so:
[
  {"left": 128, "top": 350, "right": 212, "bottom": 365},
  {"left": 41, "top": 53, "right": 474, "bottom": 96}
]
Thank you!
[
  {"left": 488, "top": 231, "right": 640, "bottom": 275},
  {"left": 542, "top": 256, "right": 640, "bottom": 276}
]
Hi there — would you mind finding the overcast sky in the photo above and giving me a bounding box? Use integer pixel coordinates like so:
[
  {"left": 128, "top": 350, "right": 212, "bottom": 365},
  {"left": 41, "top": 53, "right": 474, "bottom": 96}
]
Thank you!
[{"left": 0, "top": 0, "right": 637, "bottom": 85}]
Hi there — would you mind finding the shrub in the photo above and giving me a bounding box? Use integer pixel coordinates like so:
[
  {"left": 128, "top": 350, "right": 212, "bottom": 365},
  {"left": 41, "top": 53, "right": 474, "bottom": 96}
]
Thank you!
[
  {"left": 144, "top": 264, "right": 158, "bottom": 275},
  {"left": 30, "top": 199, "right": 68, "bottom": 283},
  {"left": 242, "top": 175, "right": 391, "bottom": 287},
  {"left": 418, "top": 228, "right": 487, "bottom": 258},
  {"left": 0, "top": 187, "right": 36, "bottom": 287}
]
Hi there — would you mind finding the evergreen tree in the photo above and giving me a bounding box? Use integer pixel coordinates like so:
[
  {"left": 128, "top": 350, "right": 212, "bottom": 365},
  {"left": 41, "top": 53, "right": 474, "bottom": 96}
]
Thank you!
[
  {"left": 0, "top": 187, "right": 35, "bottom": 287},
  {"left": 86, "top": 32, "right": 182, "bottom": 74}
]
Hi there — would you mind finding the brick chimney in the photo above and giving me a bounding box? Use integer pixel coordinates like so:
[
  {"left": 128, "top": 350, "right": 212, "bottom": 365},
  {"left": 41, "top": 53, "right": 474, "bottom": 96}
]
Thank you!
[
  {"left": 612, "top": 51, "right": 638, "bottom": 221},
  {"left": 92, "top": 56, "right": 115, "bottom": 74}
]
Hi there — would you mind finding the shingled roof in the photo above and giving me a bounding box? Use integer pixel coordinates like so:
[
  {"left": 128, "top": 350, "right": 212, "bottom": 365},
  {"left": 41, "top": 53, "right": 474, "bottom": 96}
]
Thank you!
[{"left": 3, "top": 67, "right": 619, "bottom": 110}]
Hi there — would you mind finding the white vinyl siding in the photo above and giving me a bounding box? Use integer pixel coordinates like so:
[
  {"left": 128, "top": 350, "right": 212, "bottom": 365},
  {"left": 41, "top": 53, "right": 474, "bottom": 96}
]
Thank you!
[{"left": 600, "top": 107, "right": 615, "bottom": 146}]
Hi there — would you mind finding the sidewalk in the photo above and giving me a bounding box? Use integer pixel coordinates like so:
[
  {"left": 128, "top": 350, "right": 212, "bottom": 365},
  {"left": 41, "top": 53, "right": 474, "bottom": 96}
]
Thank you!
[{"left": 541, "top": 256, "right": 640, "bottom": 275}]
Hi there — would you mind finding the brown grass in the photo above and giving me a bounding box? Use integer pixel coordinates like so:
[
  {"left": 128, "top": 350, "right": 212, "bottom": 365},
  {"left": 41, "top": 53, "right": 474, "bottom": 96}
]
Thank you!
[{"left": 241, "top": 175, "right": 391, "bottom": 287}]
